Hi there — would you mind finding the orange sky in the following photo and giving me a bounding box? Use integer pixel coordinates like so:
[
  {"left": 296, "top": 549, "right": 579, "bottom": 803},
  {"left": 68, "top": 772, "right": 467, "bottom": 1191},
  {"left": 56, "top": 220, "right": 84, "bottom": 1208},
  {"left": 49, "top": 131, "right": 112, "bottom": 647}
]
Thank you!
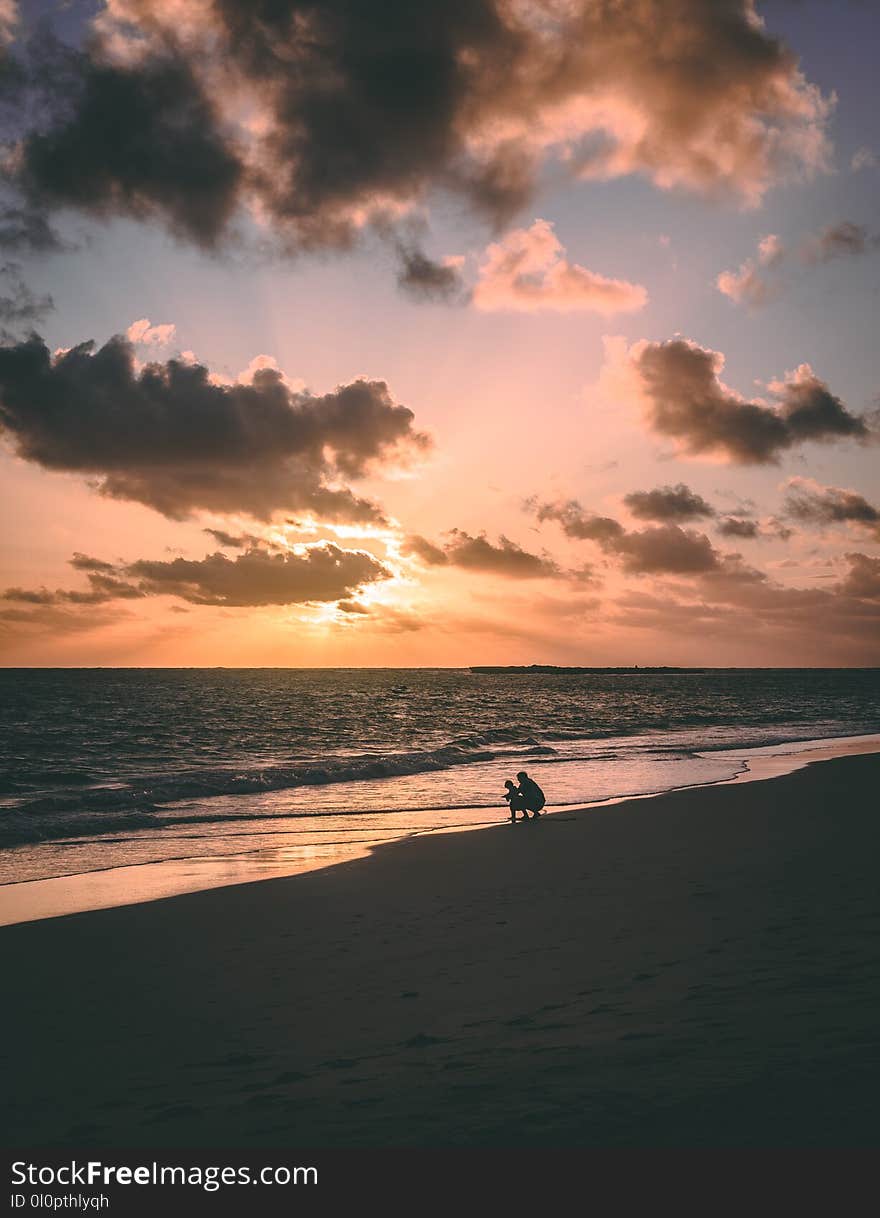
[{"left": 1, "top": 1, "right": 878, "bottom": 666}]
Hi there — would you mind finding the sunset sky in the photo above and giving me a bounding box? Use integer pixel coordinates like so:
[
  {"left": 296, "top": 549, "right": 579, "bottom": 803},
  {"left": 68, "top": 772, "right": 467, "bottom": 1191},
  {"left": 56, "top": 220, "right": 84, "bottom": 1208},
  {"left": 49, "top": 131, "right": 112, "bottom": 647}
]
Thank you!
[{"left": 0, "top": 0, "right": 878, "bottom": 666}]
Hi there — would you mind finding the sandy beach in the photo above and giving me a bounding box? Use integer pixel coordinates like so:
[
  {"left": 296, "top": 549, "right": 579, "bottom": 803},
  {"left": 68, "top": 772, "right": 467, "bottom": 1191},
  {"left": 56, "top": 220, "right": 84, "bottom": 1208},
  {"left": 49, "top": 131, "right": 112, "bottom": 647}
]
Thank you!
[{"left": 3, "top": 751, "right": 880, "bottom": 1148}]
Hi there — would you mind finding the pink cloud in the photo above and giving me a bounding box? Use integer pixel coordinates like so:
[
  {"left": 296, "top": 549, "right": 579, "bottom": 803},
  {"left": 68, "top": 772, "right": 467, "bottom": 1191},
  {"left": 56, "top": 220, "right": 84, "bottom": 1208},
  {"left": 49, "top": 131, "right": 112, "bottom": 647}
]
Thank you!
[
  {"left": 473, "top": 219, "right": 647, "bottom": 316},
  {"left": 716, "top": 233, "right": 784, "bottom": 307},
  {"left": 125, "top": 318, "right": 177, "bottom": 347}
]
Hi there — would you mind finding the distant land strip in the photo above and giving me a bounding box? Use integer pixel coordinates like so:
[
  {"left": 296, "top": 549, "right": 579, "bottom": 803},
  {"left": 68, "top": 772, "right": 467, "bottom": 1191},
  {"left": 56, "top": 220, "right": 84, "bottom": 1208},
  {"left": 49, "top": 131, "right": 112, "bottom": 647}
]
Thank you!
[{"left": 469, "top": 665, "right": 711, "bottom": 674}]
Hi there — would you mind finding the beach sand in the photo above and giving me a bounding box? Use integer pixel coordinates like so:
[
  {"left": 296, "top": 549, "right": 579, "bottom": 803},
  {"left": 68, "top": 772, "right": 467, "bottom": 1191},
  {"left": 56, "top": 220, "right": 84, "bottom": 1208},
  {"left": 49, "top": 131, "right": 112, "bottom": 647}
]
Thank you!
[{"left": 2, "top": 752, "right": 879, "bottom": 1148}]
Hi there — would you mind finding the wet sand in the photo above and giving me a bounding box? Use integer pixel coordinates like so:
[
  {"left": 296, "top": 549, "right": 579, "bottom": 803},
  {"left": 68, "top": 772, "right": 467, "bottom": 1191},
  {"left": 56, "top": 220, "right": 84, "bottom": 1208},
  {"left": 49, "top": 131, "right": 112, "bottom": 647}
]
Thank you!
[{"left": 2, "top": 752, "right": 880, "bottom": 1147}]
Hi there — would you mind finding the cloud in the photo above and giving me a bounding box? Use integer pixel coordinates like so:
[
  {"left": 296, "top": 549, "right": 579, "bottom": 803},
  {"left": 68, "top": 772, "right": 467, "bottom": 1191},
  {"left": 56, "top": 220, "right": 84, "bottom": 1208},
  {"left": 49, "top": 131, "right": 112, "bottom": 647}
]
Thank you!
[
  {"left": 0, "top": 602, "right": 129, "bottom": 640},
  {"left": 202, "top": 528, "right": 259, "bottom": 549},
  {"left": 1, "top": 566, "right": 144, "bottom": 605},
  {"left": 126, "top": 543, "right": 391, "bottom": 605},
  {"left": 334, "top": 602, "right": 427, "bottom": 633},
  {"left": 15, "top": 43, "right": 243, "bottom": 249},
  {"left": 396, "top": 245, "right": 468, "bottom": 303},
  {"left": 625, "top": 337, "right": 869, "bottom": 463},
  {"left": 69, "top": 553, "right": 119, "bottom": 573},
  {"left": 473, "top": 219, "right": 647, "bottom": 315},
  {"left": 758, "top": 234, "right": 785, "bottom": 267},
  {"left": 336, "top": 599, "right": 371, "bottom": 615},
  {"left": 404, "top": 534, "right": 450, "bottom": 566},
  {"left": 233, "top": 354, "right": 306, "bottom": 393},
  {"left": 717, "top": 222, "right": 877, "bottom": 308},
  {"left": 0, "top": 205, "right": 64, "bottom": 253},
  {"left": 840, "top": 553, "right": 880, "bottom": 599},
  {"left": 0, "top": 333, "right": 430, "bottom": 521},
  {"left": 613, "top": 550, "right": 880, "bottom": 661},
  {"left": 716, "top": 261, "right": 772, "bottom": 308},
  {"left": 529, "top": 497, "right": 720, "bottom": 574},
  {"left": 0, "top": 262, "right": 52, "bottom": 334},
  {"left": 527, "top": 497, "right": 625, "bottom": 545},
  {"left": 0, "top": 1, "right": 18, "bottom": 46},
  {"left": 125, "top": 318, "right": 176, "bottom": 346},
  {"left": 623, "top": 483, "right": 715, "bottom": 522},
  {"left": 800, "top": 220, "right": 875, "bottom": 264},
  {"left": 2, "top": 1, "right": 833, "bottom": 252},
  {"left": 716, "top": 233, "right": 784, "bottom": 308},
  {"left": 404, "top": 529, "right": 560, "bottom": 578},
  {"left": 615, "top": 525, "right": 719, "bottom": 574},
  {"left": 717, "top": 517, "right": 760, "bottom": 539},
  {"left": 851, "top": 146, "right": 877, "bottom": 172},
  {"left": 1, "top": 542, "right": 392, "bottom": 609},
  {"left": 782, "top": 477, "right": 880, "bottom": 536}
]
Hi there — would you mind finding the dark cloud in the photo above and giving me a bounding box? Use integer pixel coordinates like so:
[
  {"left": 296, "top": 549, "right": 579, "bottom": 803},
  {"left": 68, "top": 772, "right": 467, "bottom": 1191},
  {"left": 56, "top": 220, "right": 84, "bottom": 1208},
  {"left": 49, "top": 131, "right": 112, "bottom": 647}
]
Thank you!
[
  {"left": 2, "top": 1, "right": 832, "bottom": 252},
  {"left": 403, "top": 534, "right": 450, "bottom": 566},
  {"left": 614, "top": 525, "right": 719, "bottom": 574},
  {"left": 1, "top": 542, "right": 391, "bottom": 610},
  {"left": 0, "top": 334, "right": 429, "bottom": 521},
  {"left": 404, "top": 529, "right": 559, "bottom": 578},
  {"left": 396, "top": 244, "right": 468, "bottom": 304},
  {"left": 840, "top": 553, "right": 880, "bottom": 600},
  {"left": 1, "top": 570, "right": 144, "bottom": 605},
  {"left": 0, "top": 262, "right": 52, "bottom": 334},
  {"left": 203, "top": 528, "right": 258, "bottom": 549},
  {"left": 801, "top": 221, "right": 874, "bottom": 264},
  {"left": 527, "top": 497, "right": 625, "bottom": 545},
  {"left": 444, "top": 530, "right": 560, "bottom": 577},
  {"left": 336, "top": 599, "right": 370, "bottom": 615},
  {"left": 766, "top": 518, "right": 795, "bottom": 542},
  {"left": 624, "top": 483, "right": 715, "bottom": 522},
  {"left": 631, "top": 338, "right": 869, "bottom": 464},
  {"left": 529, "top": 497, "right": 720, "bottom": 574},
  {"left": 126, "top": 544, "right": 390, "bottom": 605},
  {"left": 17, "top": 43, "right": 243, "bottom": 249},
  {"left": 782, "top": 479, "right": 880, "bottom": 535},
  {"left": 0, "top": 206, "right": 64, "bottom": 253},
  {"left": 717, "top": 517, "right": 760, "bottom": 539},
  {"left": 69, "top": 553, "right": 118, "bottom": 573}
]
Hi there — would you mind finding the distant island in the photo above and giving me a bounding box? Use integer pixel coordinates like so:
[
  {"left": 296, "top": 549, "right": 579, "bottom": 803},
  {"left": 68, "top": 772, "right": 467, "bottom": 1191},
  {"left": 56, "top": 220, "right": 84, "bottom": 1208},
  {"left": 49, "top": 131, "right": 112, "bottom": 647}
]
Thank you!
[{"left": 469, "top": 665, "right": 710, "bottom": 674}]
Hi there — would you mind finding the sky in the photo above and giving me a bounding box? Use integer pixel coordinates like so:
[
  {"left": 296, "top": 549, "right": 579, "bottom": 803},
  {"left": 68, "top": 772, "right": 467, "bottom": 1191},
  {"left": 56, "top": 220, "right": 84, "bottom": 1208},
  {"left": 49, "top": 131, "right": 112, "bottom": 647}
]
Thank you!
[{"left": 0, "top": 0, "right": 877, "bottom": 667}]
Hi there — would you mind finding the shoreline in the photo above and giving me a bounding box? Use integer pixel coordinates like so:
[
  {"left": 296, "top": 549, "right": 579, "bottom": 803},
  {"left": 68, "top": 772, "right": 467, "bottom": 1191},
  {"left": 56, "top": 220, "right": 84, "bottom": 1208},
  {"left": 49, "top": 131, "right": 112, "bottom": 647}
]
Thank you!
[
  {"left": 2, "top": 730, "right": 879, "bottom": 927},
  {"left": 2, "top": 749, "right": 879, "bottom": 1146}
]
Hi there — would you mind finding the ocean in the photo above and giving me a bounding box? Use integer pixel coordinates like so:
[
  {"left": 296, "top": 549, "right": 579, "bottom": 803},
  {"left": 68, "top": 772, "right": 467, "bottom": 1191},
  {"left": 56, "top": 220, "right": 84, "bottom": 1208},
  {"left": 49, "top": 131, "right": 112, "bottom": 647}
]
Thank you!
[{"left": 1, "top": 667, "right": 879, "bottom": 897}]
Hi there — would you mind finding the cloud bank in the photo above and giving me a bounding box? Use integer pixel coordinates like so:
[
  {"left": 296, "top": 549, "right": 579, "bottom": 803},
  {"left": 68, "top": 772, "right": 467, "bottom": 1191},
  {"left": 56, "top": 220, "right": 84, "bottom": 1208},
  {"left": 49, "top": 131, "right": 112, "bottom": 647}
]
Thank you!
[
  {"left": 0, "top": 333, "right": 430, "bottom": 521},
  {"left": 2, "top": 542, "right": 392, "bottom": 608},
  {"left": 530, "top": 498, "right": 721, "bottom": 575},
  {"left": 1, "top": 1, "right": 834, "bottom": 252}
]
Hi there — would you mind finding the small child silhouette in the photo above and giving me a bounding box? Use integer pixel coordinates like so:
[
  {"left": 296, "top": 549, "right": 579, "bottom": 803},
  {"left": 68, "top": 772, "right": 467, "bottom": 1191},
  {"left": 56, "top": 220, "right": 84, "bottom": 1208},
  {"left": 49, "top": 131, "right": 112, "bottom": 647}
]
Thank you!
[{"left": 504, "top": 779, "right": 529, "bottom": 822}]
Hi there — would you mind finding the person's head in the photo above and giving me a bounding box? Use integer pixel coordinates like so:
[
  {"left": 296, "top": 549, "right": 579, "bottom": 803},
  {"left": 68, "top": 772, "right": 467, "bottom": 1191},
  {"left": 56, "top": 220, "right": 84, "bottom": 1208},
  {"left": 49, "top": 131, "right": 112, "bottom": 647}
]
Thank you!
[
  {"left": 504, "top": 779, "right": 516, "bottom": 790},
  {"left": 516, "top": 771, "right": 528, "bottom": 781}
]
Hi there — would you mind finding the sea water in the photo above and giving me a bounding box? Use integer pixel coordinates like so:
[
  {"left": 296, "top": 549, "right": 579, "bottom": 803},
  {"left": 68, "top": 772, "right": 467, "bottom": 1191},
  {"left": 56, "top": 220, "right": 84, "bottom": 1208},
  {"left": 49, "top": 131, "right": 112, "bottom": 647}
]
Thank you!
[{"left": 2, "top": 667, "right": 878, "bottom": 895}]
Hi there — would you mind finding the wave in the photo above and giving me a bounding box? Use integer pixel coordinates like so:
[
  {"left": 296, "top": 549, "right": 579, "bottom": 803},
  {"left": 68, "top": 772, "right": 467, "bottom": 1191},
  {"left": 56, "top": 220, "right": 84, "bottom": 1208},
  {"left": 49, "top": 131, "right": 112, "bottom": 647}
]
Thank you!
[
  {"left": 0, "top": 739, "right": 558, "bottom": 847},
  {"left": 2, "top": 720, "right": 877, "bottom": 851}
]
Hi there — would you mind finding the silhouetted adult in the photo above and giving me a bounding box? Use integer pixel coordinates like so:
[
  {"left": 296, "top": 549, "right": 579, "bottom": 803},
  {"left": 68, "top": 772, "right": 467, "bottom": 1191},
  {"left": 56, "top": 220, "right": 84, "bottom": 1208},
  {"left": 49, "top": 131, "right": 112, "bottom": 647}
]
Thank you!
[{"left": 516, "top": 770, "right": 546, "bottom": 818}]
